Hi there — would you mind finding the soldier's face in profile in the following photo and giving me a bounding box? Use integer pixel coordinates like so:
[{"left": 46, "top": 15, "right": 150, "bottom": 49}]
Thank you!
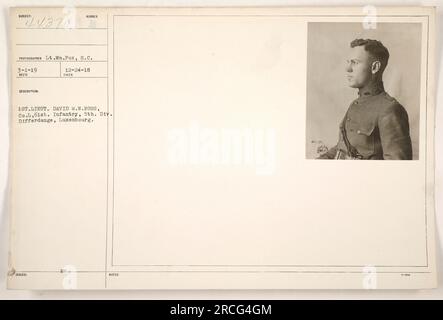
[{"left": 346, "top": 46, "right": 373, "bottom": 88}]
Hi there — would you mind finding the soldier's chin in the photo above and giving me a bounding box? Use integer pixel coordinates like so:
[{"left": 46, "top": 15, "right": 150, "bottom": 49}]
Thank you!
[{"left": 347, "top": 81, "right": 359, "bottom": 88}]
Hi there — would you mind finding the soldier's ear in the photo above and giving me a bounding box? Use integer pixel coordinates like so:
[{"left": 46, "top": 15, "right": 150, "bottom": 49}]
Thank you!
[{"left": 371, "top": 60, "right": 381, "bottom": 74}]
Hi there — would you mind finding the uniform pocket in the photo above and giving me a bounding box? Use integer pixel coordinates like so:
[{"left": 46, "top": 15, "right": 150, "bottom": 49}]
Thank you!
[
  {"left": 349, "top": 123, "right": 376, "bottom": 157},
  {"left": 356, "top": 124, "right": 375, "bottom": 136}
]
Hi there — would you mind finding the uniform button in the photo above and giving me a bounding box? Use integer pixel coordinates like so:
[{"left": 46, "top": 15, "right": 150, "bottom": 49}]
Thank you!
[
  {"left": 354, "top": 101, "right": 358, "bottom": 105},
  {"left": 357, "top": 130, "right": 361, "bottom": 134},
  {"left": 347, "top": 118, "right": 351, "bottom": 121}
]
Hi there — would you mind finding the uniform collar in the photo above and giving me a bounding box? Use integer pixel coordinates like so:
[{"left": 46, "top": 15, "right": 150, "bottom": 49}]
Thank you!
[{"left": 358, "top": 81, "right": 385, "bottom": 98}]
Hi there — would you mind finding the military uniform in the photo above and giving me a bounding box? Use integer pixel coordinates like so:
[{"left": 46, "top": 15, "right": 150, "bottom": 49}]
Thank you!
[{"left": 318, "top": 81, "right": 412, "bottom": 160}]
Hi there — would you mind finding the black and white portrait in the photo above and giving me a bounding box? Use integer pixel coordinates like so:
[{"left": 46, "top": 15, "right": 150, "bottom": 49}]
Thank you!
[{"left": 305, "top": 22, "right": 422, "bottom": 160}]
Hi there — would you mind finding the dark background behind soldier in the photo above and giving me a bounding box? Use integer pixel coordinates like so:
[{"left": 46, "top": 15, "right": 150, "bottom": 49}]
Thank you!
[{"left": 306, "top": 22, "right": 422, "bottom": 160}]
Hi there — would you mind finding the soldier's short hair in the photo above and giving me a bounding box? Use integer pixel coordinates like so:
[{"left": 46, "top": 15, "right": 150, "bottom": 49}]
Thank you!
[{"left": 350, "top": 38, "right": 390, "bottom": 72}]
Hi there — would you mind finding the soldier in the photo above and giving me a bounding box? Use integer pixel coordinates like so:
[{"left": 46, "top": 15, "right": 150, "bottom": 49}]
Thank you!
[{"left": 317, "top": 38, "right": 412, "bottom": 160}]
